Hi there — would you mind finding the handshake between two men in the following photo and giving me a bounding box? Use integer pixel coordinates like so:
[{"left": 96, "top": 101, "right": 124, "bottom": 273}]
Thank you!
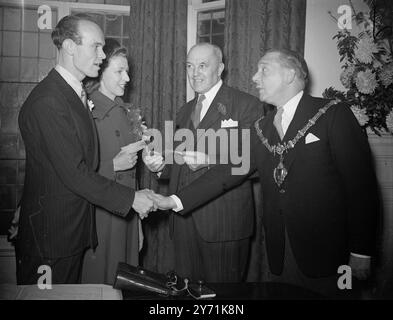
[{"left": 131, "top": 147, "right": 211, "bottom": 220}]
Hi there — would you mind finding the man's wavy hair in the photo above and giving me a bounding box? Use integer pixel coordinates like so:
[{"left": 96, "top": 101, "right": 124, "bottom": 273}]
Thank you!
[
  {"left": 84, "top": 38, "right": 128, "bottom": 94},
  {"left": 51, "top": 13, "right": 96, "bottom": 50},
  {"left": 266, "top": 49, "right": 309, "bottom": 87}
]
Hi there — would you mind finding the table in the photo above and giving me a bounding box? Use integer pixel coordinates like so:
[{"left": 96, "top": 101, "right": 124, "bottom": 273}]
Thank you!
[
  {"left": 0, "top": 284, "right": 122, "bottom": 300},
  {"left": 0, "top": 282, "right": 323, "bottom": 300}
]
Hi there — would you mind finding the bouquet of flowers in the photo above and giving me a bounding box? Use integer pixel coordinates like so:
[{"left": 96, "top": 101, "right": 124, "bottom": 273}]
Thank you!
[
  {"left": 122, "top": 102, "right": 148, "bottom": 141},
  {"left": 323, "top": 0, "right": 393, "bottom": 135}
]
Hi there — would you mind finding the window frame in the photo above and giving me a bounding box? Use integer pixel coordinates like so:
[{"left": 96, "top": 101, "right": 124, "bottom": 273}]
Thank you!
[{"left": 0, "top": 0, "right": 129, "bottom": 20}]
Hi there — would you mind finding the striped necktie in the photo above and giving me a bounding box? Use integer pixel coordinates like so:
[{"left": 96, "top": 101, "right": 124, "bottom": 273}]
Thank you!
[
  {"left": 80, "top": 87, "right": 87, "bottom": 108},
  {"left": 192, "top": 94, "right": 206, "bottom": 128}
]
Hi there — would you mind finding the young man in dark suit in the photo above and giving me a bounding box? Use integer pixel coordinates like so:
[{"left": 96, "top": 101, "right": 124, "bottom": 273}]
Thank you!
[
  {"left": 155, "top": 49, "right": 379, "bottom": 297},
  {"left": 144, "top": 43, "right": 264, "bottom": 282},
  {"left": 17, "top": 14, "right": 156, "bottom": 285}
]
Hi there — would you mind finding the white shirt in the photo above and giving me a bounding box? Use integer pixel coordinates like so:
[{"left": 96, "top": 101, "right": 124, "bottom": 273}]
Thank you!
[
  {"left": 55, "top": 65, "right": 85, "bottom": 101},
  {"left": 199, "top": 79, "right": 223, "bottom": 121},
  {"left": 279, "top": 90, "right": 303, "bottom": 135}
]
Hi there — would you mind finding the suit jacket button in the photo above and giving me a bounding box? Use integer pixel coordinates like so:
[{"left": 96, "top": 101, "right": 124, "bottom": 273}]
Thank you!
[
  {"left": 279, "top": 189, "right": 285, "bottom": 194},
  {"left": 115, "top": 130, "right": 120, "bottom": 137}
]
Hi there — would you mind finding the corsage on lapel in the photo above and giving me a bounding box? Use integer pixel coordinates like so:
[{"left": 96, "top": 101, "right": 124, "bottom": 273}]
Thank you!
[
  {"left": 217, "top": 102, "right": 227, "bottom": 117},
  {"left": 217, "top": 102, "right": 238, "bottom": 128},
  {"left": 87, "top": 99, "right": 95, "bottom": 112}
]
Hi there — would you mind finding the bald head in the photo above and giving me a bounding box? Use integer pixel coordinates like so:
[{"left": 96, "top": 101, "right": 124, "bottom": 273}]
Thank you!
[{"left": 186, "top": 43, "right": 224, "bottom": 94}]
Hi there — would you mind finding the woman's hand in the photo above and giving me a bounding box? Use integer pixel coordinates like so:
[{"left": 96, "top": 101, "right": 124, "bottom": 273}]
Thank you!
[{"left": 113, "top": 150, "right": 138, "bottom": 171}]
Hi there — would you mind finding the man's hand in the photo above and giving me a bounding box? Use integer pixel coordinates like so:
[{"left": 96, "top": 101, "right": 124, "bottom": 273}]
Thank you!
[
  {"left": 181, "top": 151, "right": 210, "bottom": 171},
  {"left": 142, "top": 148, "right": 165, "bottom": 172},
  {"left": 132, "top": 189, "right": 158, "bottom": 219},
  {"left": 148, "top": 193, "right": 177, "bottom": 210},
  {"left": 349, "top": 254, "right": 371, "bottom": 280}
]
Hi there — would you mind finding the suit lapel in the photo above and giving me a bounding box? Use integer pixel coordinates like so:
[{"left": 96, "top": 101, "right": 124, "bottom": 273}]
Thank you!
[
  {"left": 50, "top": 70, "right": 98, "bottom": 167},
  {"left": 196, "top": 85, "right": 229, "bottom": 142},
  {"left": 169, "top": 100, "right": 196, "bottom": 192},
  {"left": 179, "top": 98, "right": 196, "bottom": 132}
]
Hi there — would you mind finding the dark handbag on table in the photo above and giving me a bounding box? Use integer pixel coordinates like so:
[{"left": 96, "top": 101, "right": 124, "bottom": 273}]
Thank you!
[{"left": 113, "top": 262, "right": 187, "bottom": 298}]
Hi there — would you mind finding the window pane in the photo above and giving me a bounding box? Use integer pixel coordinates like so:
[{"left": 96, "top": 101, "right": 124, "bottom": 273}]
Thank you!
[
  {"left": 211, "top": 34, "right": 224, "bottom": 51},
  {"left": 4, "top": 7, "right": 21, "bottom": 31},
  {"left": 106, "top": 37, "right": 122, "bottom": 46},
  {"left": 0, "top": 57, "right": 20, "bottom": 82},
  {"left": 197, "top": 8, "right": 225, "bottom": 47},
  {"left": 21, "top": 58, "right": 38, "bottom": 82},
  {"left": 23, "top": 8, "right": 38, "bottom": 32},
  {"left": 198, "top": 18, "right": 210, "bottom": 36},
  {"left": 198, "top": 36, "right": 210, "bottom": 44},
  {"left": 3, "top": 31, "right": 20, "bottom": 56},
  {"left": 87, "top": 13, "right": 105, "bottom": 30},
  {"left": 212, "top": 11, "right": 225, "bottom": 34},
  {"left": 22, "top": 32, "right": 38, "bottom": 57},
  {"left": 71, "top": 10, "right": 129, "bottom": 45},
  {"left": 106, "top": 15, "right": 122, "bottom": 37},
  {"left": 39, "top": 33, "right": 55, "bottom": 59}
]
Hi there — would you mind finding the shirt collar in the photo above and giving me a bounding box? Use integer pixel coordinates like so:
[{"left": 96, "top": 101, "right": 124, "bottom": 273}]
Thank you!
[
  {"left": 280, "top": 90, "right": 304, "bottom": 118},
  {"left": 200, "top": 79, "right": 223, "bottom": 106},
  {"left": 55, "top": 64, "right": 84, "bottom": 99}
]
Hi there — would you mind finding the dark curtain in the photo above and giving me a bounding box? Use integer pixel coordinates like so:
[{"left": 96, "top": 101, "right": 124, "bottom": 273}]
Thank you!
[
  {"left": 127, "top": 0, "right": 188, "bottom": 273},
  {"left": 224, "top": 0, "right": 306, "bottom": 94},
  {"left": 223, "top": 0, "right": 307, "bottom": 281}
]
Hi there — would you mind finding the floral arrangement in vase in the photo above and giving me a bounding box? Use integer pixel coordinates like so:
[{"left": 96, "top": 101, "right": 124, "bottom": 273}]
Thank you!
[{"left": 323, "top": 0, "right": 393, "bottom": 135}]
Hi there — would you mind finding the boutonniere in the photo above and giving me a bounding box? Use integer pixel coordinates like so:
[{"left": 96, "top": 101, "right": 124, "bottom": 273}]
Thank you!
[
  {"left": 87, "top": 99, "right": 95, "bottom": 111},
  {"left": 217, "top": 103, "right": 227, "bottom": 117}
]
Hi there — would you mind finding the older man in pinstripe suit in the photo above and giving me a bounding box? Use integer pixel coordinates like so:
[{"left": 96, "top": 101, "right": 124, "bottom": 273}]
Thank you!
[{"left": 144, "top": 43, "right": 264, "bottom": 282}]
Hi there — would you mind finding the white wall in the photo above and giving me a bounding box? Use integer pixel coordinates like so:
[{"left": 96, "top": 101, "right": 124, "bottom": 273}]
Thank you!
[{"left": 304, "top": 0, "right": 369, "bottom": 97}]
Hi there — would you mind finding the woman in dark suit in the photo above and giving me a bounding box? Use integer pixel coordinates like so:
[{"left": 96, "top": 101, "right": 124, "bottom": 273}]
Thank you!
[{"left": 82, "top": 39, "right": 144, "bottom": 284}]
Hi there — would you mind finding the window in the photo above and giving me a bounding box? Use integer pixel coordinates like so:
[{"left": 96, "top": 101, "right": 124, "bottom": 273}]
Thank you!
[
  {"left": 0, "top": 5, "right": 58, "bottom": 82},
  {"left": 70, "top": 11, "right": 130, "bottom": 50},
  {"left": 197, "top": 9, "right": 225, "bottom": 50},
  {"left": 0, "top": 0, "right": 130, "bottom": 83}
]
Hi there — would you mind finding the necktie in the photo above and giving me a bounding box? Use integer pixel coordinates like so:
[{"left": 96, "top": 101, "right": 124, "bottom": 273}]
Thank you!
[
  {"left": 192, "top": 94, "right": 206, "bottom": 128},
  {"left": 80, "top": 87, "right": 87, "bottom": 108},
  {"left": 274, "top": 107, "right": 285, "bottom": 140}
]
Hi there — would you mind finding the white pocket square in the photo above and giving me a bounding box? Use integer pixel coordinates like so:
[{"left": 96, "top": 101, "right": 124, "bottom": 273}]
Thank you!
[
  {"left": 305, "top": 133, "right": 320, "bottom": 144},
  {"left": 221, "top": 118, "right": 238, "bottom": 128}
]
